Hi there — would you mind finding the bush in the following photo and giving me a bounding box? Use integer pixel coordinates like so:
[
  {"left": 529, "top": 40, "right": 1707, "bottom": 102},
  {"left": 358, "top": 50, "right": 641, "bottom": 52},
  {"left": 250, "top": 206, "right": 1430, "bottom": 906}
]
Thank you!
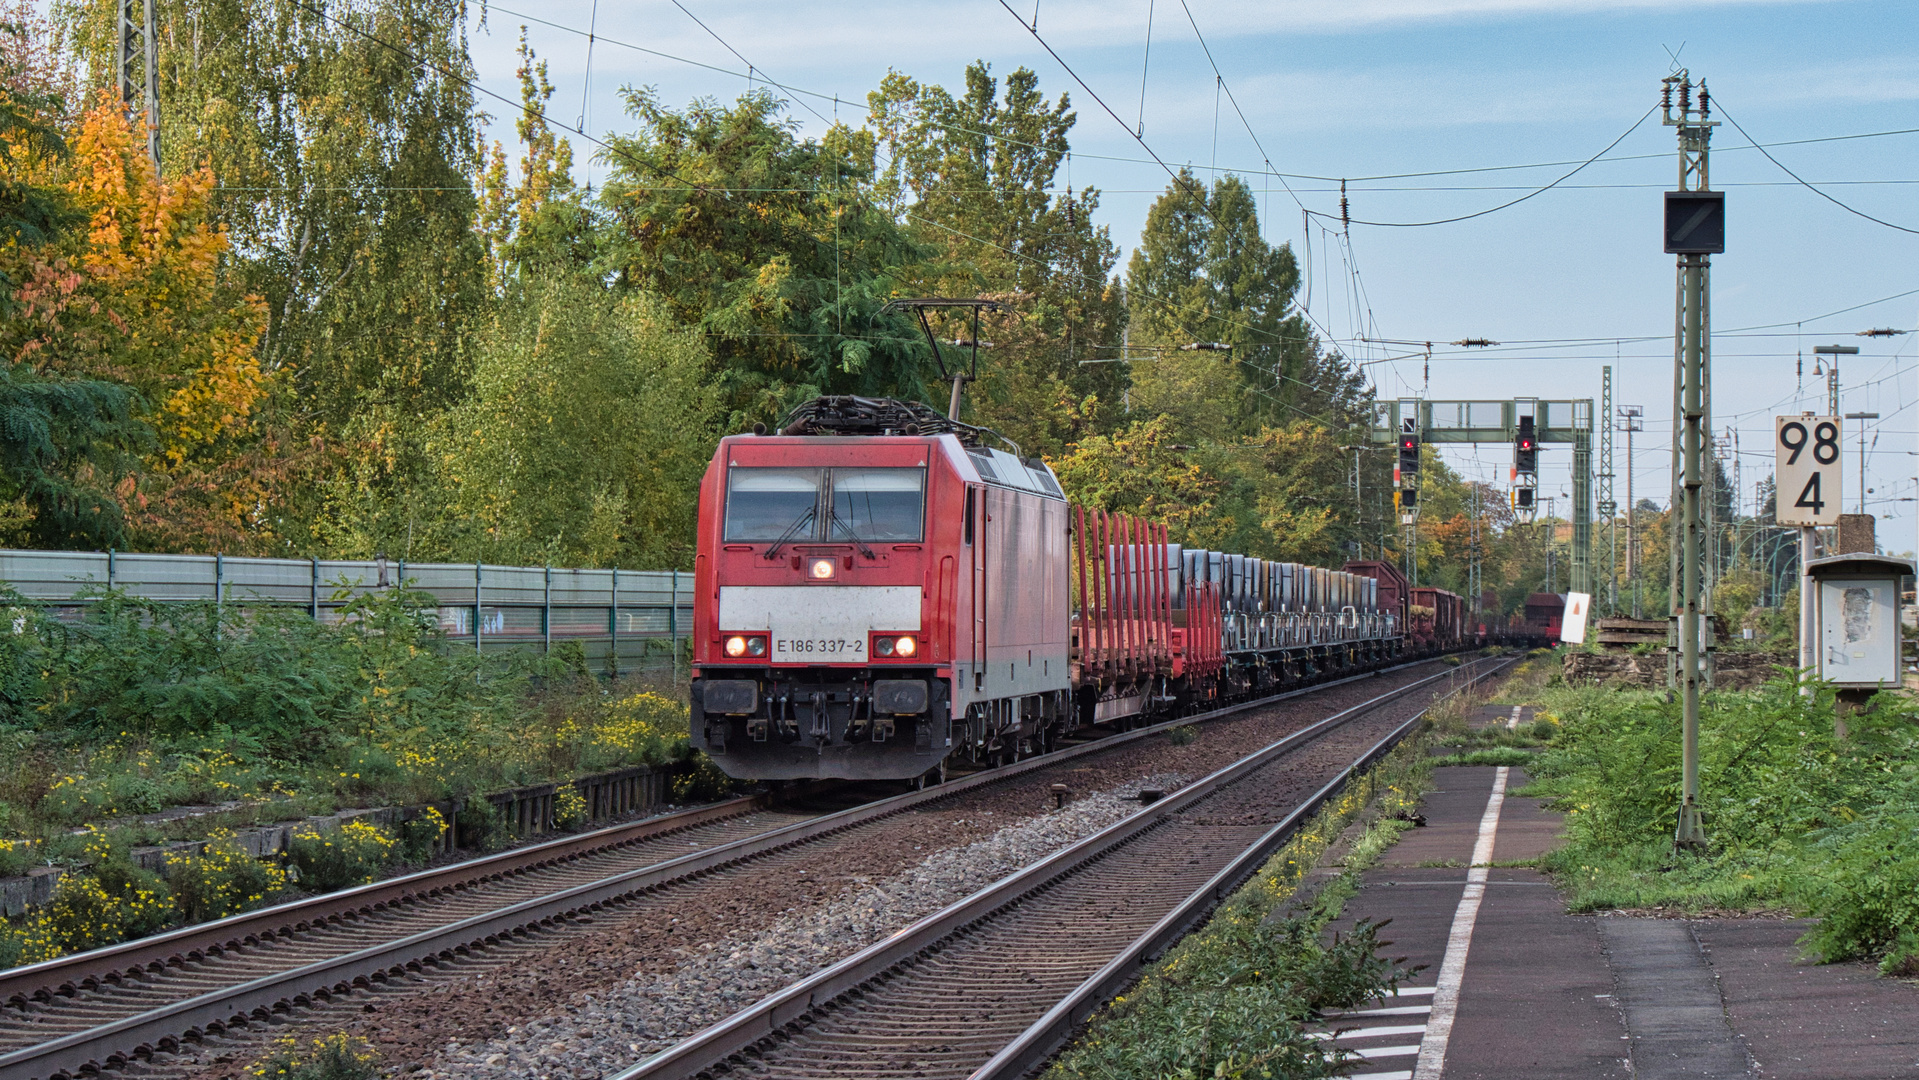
[
  {"left": 107, "top": 774, "right": 170, "bottom": 815},
  {"left": 250, "top": 1033, "right": 379, "bottom": 1080},
  {"left": 39, "top": 839, "right": 174, "bottom": 954},
  {"left": 671, "top": 756, "right": 736, "bottom": 805},
  {"left": 167, "top": 832, "right": 289, "bottom": 923},
  {"left": 1167, "top": 725, "right": 1199, "bottom": 747},
  {"left": 398, "top": 807, "right": 450, "bottom": 863},
  {"left": 1794, "top": 806, "right": 1919, "bottom": 975},
  {"left": 553, "top": 785, "right": 589, "bottom": 831},
  {"left": 455, "top": 800, "right": 505, "bottom": 853},
  {"left": 287, "top": 820, "right": 398, "bottom": 892}
]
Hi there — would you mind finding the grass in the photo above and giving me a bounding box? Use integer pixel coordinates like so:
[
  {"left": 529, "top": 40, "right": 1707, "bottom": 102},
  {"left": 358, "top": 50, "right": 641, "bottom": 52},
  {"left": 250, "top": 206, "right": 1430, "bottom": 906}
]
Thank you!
[
  {"left": 1431, "top": 747, "right": 1536, "bottom": 767},
  {"left": 1522, "top": 677, "right": 1919, "bottom": 975},
  {"left": 1042, "top": 726, "right": 1438, "bottom": 1080}
]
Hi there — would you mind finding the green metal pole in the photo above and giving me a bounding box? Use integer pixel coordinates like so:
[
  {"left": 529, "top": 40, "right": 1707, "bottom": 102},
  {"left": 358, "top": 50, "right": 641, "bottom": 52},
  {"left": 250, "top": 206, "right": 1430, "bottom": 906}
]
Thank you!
[{"left": 1676, "top": 252, "right": 1708, "bottom": 849}]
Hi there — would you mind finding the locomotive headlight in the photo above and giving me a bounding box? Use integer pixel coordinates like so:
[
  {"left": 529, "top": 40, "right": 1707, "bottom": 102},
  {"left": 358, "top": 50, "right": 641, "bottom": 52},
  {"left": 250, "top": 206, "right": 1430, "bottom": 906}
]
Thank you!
[
  {"left": 808, "top": 557, "right": 837, "bottom": 580},
  {"left": 746, "top": 636, "right": 767, "bottom": 657},
  {"left": 874, "top": 636, "right": 895, "bottom": 657},
  {"left": 893, "top": 635, "right": 918, "bottom": 658},
  {"left": 724, "top": 635, "right": 749, "bottom": 658}
]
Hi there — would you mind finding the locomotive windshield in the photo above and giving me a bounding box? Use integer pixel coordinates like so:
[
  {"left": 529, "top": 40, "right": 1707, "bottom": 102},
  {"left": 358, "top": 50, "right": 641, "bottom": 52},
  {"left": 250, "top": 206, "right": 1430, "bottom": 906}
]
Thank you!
[
  {"left": 725, "top": 466, "right": 924, "bottom": 543},
  {"left": 831, "top": 469, "right": 924, "bottom": 542},
  {"left": 724, "top": 468, "right": 822, "bottom": 541}
]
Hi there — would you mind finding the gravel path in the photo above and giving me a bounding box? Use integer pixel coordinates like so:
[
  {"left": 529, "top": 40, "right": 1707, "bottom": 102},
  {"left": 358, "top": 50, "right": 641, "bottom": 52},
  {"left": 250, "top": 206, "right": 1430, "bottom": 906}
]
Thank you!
[{"left": 416, "top": 773, "right": 1188, "bottom": 1080}]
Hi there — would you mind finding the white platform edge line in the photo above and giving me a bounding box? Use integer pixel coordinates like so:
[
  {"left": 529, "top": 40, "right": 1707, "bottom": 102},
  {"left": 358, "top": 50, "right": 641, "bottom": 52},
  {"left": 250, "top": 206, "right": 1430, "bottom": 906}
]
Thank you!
[
  {"left": 1412, "top": 763, "right": 1509, "bottom": 1079},
  {"left": 1352, "top": 1044, "right": 1424, "bottom": 1058}
]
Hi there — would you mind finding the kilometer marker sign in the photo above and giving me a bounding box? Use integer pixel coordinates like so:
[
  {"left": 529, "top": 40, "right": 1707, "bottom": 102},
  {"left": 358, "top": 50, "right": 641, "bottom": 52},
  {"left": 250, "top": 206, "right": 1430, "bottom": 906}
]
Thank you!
[{"left": 1775, "top": 415, "right": 1842, "bottom": 526}]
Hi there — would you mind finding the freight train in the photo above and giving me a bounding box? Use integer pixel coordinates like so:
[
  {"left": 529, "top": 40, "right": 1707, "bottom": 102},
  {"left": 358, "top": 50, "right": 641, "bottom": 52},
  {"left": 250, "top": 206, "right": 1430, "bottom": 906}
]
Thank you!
[{"left": 688, "top": 397, "right": 1475, "bottom": 783}]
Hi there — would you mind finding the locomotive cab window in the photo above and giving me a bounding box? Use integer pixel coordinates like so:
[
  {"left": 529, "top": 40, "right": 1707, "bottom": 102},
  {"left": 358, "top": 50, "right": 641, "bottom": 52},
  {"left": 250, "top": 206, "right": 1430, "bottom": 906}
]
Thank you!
[
  {"left": 725, "top": 466, "right": 925, "bottom": 544},
  {"left": 724, "top": 467, "right": 824, "bottom": 541},
  {"left": 831, "top": 468, "right": 925, "bottom": 543}
]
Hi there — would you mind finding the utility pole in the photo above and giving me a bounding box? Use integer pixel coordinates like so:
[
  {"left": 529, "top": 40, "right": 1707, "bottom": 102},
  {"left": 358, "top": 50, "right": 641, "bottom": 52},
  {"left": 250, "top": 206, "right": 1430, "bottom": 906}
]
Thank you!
[
  {"left": 1600, "top": 366, "right": 1617, "bottom": 613},
  {"left": 1845, "top": 412, "right": 1879, "bottom": 515},
  {"left": 118, "top": 0, "right": 160, "bottom": 174},
  {"left": 1620, "top": 406, "right": 1645, "bottom": 618},
  {"left": 1469, "top": 480, "right": 1483, "bottom": 628},
  {"left": 1663, "top": 71, "right": 1720, "bottom": 851}
]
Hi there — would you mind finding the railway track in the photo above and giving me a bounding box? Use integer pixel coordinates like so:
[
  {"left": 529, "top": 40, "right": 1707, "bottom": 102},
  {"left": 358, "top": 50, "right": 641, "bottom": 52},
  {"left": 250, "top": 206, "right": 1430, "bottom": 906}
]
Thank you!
[
  {"left": 0, "top": 654, "right": 1487, "bottom": 1080},
  {"left": 615, "top": 653, "right": 1514, "bottom": 1080}
]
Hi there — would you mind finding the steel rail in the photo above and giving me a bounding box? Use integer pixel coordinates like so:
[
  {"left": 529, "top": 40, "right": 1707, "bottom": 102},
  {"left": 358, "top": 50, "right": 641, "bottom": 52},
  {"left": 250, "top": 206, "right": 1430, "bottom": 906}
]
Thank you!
[
  {"left": 609, "top": 654, "right": 1510, "bottom": 1080},
  {"left": 968, "top": 655, "right": 1515, "bottom": 1080},
  {"left": 2, "top": 649, "right": 1446, "bottom": 1011},
  {"left": 0, "top": 794, "right": 778, "bottom": 1007},
  {"left": 0, "top": 651, "right": 1470, "bottom": 1080}
]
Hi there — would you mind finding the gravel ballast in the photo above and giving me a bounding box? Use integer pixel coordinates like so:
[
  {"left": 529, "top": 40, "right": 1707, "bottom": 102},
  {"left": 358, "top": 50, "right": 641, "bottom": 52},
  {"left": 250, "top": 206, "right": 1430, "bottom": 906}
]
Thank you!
[
  {"left": 417, "top": 773, "right": 1190, "bottom": 1079},
  {"left": 164, "top": 660, "right": 1480, "bottom": 1080}
]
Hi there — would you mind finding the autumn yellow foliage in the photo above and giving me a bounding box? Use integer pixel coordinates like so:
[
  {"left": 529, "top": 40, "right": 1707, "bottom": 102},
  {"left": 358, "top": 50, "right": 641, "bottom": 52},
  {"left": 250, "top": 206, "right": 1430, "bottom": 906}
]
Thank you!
[{"left": 6, "top": 92, "right": 268, "bottom": 466}]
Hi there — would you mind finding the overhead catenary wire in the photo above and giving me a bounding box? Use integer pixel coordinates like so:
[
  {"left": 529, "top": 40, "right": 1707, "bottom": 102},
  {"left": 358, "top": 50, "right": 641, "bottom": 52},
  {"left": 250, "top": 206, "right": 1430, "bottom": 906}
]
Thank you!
[
  {"left": 986, "top": 0, "right": 1351, "bottom": 352},
  {"left": 1713, "top": 98, "right": 1919, "bottom": 237},
  {"left": 1310, "top": 105, "right": 1660, "bottom": 229},
  {"left": 480, "top": 2, "right": 1919, "bottom": 191}
]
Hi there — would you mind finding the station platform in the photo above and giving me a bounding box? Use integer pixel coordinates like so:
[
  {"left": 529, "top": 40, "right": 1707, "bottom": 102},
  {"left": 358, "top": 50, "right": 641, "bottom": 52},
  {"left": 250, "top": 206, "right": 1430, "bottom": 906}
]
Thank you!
[{"left": 1322, "top": 706, "right": 1919, "bottom": 1080}]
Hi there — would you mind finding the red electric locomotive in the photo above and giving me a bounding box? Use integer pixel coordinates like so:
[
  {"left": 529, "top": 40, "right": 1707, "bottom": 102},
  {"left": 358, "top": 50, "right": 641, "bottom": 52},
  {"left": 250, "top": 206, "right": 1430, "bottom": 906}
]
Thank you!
[{"left": 690, "top": 398, "right": 1072, "bottom": 781}]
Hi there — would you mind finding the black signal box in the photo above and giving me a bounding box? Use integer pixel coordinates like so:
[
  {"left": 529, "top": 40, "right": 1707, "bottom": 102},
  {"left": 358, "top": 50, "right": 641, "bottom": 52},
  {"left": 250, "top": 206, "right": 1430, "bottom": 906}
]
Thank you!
[
  {"left": 1398, "top": 435, "right": 1420, "bottom": 475},
  {"left": 1664, "top": 191, "right": 1725, "bottom": 255}
]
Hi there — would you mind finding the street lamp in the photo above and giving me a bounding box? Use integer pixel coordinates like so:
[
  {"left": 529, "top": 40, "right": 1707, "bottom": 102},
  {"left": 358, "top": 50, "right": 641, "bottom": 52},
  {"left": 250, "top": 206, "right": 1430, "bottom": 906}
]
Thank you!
[{"left": 1813, "top": 344, "right": 1858, "bottom": 415}]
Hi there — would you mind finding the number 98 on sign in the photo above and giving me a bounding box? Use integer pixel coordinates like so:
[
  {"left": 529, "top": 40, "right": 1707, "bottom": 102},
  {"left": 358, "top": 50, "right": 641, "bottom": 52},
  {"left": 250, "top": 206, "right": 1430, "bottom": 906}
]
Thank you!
[{"left": 1775, "top": 415, "right": 1841, "bottom": 526}]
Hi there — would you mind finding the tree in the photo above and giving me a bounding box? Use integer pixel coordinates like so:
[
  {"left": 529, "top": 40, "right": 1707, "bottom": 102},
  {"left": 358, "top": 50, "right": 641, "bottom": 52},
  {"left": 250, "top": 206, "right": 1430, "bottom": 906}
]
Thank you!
[
  {"left": 0, "top": 15, "right": 75, "bottom": 310},
  {"left": 1125, "top": 170, "right": 1360, "bottom": 436},
  {"left": 6, "top": 96, "right": 268, "bottom": 462},
  {"left": 598, "top": 88, "right": 931, "bottom": 421},
  {"left": 1050, "top": 414, "right": 1227, "bottom": 548},
  {"left": 868, "top": 62, "right": 1125, "bottom": 454},
  {"left": 413, "top": 276, "right": 723, "bottom": 569},
  {"left": 0, "top": 37, "right": 158, "bottom": 548},
  {"left": 475, "top": 31, "right": 598, "bottom": 287},
  {"left": 57, "top": 0, "right": 492, "bottom": 557}
]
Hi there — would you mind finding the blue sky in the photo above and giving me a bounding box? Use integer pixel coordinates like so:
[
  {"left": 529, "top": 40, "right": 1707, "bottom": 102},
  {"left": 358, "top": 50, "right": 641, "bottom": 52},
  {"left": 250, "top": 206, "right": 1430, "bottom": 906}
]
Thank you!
[{"left": 468, "top": 0, "right": 1919, "bottom": 558}]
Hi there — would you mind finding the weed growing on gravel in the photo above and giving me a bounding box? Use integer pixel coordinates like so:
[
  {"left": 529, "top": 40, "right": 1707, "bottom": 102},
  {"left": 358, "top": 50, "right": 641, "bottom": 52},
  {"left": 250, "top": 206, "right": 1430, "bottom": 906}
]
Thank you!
[
  {"left": 1491, "top": 649, "right": 1559, "bottom": 703},
  {"left": 249, "top": 1033, "right": 378, "bottom": 1080},
  {"left": 1166, "top": 724, "right": 1199, "bottom": 747},
  {"left": 1432, "top": 747, "right": 1535, "bottom": 767},
  {"left": 1044, "top": 735, "right": 1433, "bottom": 1080},
  {"left": 1524, "top": 677, "right": 1919, "bottom": 973},
  {"left": 671, "top": 755, "right": 738, "bottom": 804}
]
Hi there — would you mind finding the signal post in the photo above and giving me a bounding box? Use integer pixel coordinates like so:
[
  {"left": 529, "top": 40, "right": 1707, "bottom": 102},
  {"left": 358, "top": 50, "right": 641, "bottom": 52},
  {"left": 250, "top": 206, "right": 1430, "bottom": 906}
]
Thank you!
[{"left": 1663, "top": 71, "right": 1722, "bottom": 851}]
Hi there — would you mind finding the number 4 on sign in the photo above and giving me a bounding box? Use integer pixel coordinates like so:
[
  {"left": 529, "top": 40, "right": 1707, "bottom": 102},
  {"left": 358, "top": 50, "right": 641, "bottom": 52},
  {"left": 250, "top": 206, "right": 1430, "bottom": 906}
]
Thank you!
[
  {"left": 1775, "top": 415, "right": 1841, "bottom": 526},
  {"left": 1794, "top": 473, "right": 1825, "bottom": 516}
]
